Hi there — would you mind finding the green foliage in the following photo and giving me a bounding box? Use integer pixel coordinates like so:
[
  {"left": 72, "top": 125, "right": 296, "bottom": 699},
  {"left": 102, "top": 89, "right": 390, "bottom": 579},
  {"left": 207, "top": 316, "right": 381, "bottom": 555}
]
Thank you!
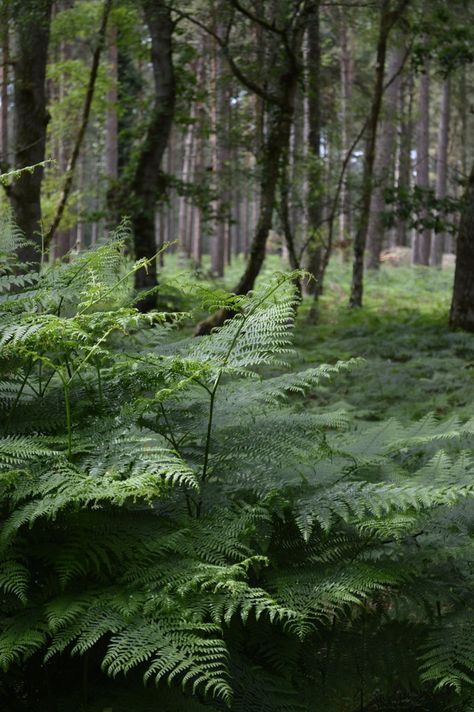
[{"left": 1, "top": 225, "right": 474, "bottom": 710}]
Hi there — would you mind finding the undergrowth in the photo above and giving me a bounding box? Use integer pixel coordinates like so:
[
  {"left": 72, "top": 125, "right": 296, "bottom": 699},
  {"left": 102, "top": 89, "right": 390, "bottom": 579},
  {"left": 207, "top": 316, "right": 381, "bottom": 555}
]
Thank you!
[{"left": 1, "top": 230, "right": 474, "bottom": 712}]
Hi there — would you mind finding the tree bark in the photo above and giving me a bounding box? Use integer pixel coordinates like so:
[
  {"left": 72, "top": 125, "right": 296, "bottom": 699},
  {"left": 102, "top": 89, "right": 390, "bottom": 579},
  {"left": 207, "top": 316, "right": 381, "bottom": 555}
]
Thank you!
[
  {"left": 449, "top": 163, "right": 474, "bottom": 331},
  {"left": 430, "top": 77, "right": 450, "bottom": 267},
  {"left": 350, "top": 0, "right": 408, "bottom": 307},
  {"left": 366, "top": 43, "right": 404, "bottom": 268},
  {"left": 178, "top": 106, "right": 195, "bottom": 257},
  {"left": 129, "top": 0, "right": 175, "bottom": 309},
  {"left": 209, "top": 29, "right": 225, "bottom": 277},
  {"left": 0, "top": 0, "right": 9, "bottom": 165},
  {"left": 395, "top": 67, "right": 414, "bottom": 246},
  {"left": 8, "top": 0, "right": 53, "bottom": 264},
  {"left": 305, "top": 1, "right": 324, "bottom": 296},
  {"left": 106, "top": 21, "right": 119, "bottom": 182},
  {"left": 412, "top": 62, "right": 431, "bottom": 265},
  {"left": 339, "top": 9, "right": 354, "bottom": 254},
  {"left": 279, "top": 145, "right": 302, "bottom": 297}
]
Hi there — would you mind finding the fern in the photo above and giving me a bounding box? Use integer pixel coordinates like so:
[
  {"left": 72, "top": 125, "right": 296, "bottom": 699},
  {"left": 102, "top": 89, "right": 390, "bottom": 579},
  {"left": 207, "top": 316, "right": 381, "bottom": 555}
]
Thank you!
[{"left": 1, "top": 224, "right": 474, "bottom": 710}]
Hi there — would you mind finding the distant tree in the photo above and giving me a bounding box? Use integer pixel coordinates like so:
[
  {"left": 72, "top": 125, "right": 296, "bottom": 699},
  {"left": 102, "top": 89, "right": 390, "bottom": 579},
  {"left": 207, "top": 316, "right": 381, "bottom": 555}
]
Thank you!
[
  {"left": 449, "top": 163, "right": 474, "bottom": 331},
  {"left": 350, "top": 0, "right": 409, "bottom": 308},
  {"left": 0, "top": 0, "right": 9, "bottom": 167},
  {"left": 305, "top": 0, "right": 324, "bottom": 296},
  {"left": 338, "top": 8, "right": 355, "bottom": 255},
  {"left": 366, "top": 43, "right": 404, "bottom": 269},
  {"left": 430, "top": 76, "right": 450, "bottom": 266},
  {"left": 412, "top": 59, "right": 431, "bottom": 265}
]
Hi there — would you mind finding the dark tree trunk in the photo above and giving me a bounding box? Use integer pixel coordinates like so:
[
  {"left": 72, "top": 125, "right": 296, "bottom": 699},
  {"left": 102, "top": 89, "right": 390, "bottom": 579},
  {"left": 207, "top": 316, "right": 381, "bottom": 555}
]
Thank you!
[
  {"left": 449, "top": 163, "right": 474, "bottom": 331},
  {"left": 130, "top": 0, "right": 175, "bottom": 309},
  {"left": 305, "top": 0, "right": 324, "bottom": 296},
  {"left": 395, "top": 67, "right": 414, "bottom": 246},
  {"left": 106, "top": 21, "right": 119, "bottom": 182},
  {"left": 349, "top": 0, "right": 408, "bottom": 308},
  {"left": 9, "top": 0, "right": 53, "bottom": 265},
  {"left": 0, "top": 0, "right": 9, "bottom": 165},
  {"left": 430, "top": 77, "right": 450, "bottom": 267},
  {"left": 338, "top": 9, "right": 354, "bottom": 252},
  {"left": 412, "top": 62, "right": 431, "bottom": 265},
  {"left": 279, "top": 146, "right": 302, "bottom": 297},
  {"left": 234, "top": 94, "right": 296, "bottom": 295}
]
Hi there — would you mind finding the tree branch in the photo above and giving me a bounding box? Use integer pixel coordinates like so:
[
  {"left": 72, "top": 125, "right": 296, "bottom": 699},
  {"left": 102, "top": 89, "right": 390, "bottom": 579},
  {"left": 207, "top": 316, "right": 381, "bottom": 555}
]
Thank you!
[
  {"left": 228, "top": 0, "right": 285, "bottom": 35},
  {"left": 44, "top": 0, "right": 112, "bottom": 248},
  {"left": 172, "top": 6, "right": 282, "bottom": 106}
]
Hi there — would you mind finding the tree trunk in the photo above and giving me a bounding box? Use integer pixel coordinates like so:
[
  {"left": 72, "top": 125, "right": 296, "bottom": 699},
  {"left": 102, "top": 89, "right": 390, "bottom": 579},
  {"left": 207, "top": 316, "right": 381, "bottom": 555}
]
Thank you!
[
  {"left": 460, "top": 66, "right": 467, "bottom": 178},
  {"left": 209, "top": 25, "right": 227, "bottom": 278},
  {"left": 279, "top": 145, "right": 301, "bottom": 287},
  {"left": 234, "top": 95, "right": 296, "bottom": 295},
  {"left": 305, "top": 1, "right": 324, "bottom": 296},
  {"left": 366, "top": 43, "right": 404, "bottom": 268},
  {"left": 339, "top": 9, "right": 354, "bottom": 253},
  {"left": 449, "top": 163, "right": 474, "bottom": 331},
  {"left": 430, "top": 77, "right": 450, "bottom": 267},
  {"left": 106, "top": 21, "right": 119, "bottom": 182},
  {"left": 8, "top": 0, "right": 53, "bottom": 264},
  {"left": 350, "top": 0, "right": 408, "bottom": 307},
  {"left": 395, "top": 67, "right": 414, "bottom": 246},
  {"left": 0, "top": 0, "right": 9, "bottom": 165},
  {"left": 130, "top": 0, "right": 175, "bottom": 309},
  {"left": 412, "top": 62, "right": 431, "bottom": 265},
  {"left": 178, "top": 107, "right": 195, "bottom": 256}
]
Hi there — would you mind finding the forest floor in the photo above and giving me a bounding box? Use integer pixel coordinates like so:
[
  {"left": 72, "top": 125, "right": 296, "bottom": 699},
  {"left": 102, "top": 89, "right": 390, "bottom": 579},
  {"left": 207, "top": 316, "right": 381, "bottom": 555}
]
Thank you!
[{"left": 162, "top": 255, "right": 474, "bottom": 425}]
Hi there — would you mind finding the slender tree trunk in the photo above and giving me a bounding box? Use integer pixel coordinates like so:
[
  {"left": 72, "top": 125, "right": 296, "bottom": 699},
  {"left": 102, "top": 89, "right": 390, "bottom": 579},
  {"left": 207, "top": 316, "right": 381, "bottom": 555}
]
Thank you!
[
  {"left": 178, "top": 107, "right": 195, "bottom": 256},
  {"left": 449, "top": 163, "right": 474, "bottom": 330},
  {"left": 412, "top": 62, "right": 431, "bottom": 265},
  {"left": 460, "top": 66, "right": 467, "bottom": 178},
  {"left": 280, "top": 146, "right": 301, "bottom": 281},
  {"left": 366, "top": 44, "right": 404, "bottom": 268},
  {"left": 430, "top": 77, "right": 450, "bottom": 267},
  {"left": 395, "top": 67, "right": 414, "bottom": 246},
  {"left": 209, "top": 25, "right": 227, "bottom": 277},
  {"left": 350, "top": 0, "right": 408, "bottom": 307},
  {"left": 106, "top": 21, "right": 119, "bottom": 182},
  {"left": 289, "top": 84, "right": 305, "bottom": 246},
  {"left": 339, "top": 10, "right": 354, "bottom": 254},
  {"left": 130, "top": 0, "right": 175, "bottom": 309},
  {"left": 8, "top": 0, "right": 53, "bottom": 264},
  {"left": 191, "top": 57, "right": 206, "bottom": 268},
  {"left": 305, "top": 2, "right": 324, "bottom": 296},
  {"left": 0, "top": 0, "right": 9, "bottom": 165}
]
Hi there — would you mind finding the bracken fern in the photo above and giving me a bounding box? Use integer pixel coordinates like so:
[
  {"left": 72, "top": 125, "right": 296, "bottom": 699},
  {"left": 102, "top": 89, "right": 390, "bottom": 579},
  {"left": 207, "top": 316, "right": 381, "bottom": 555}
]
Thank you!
[{"left": 1, "top": 219, "right": 474, "bottom": 710}]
